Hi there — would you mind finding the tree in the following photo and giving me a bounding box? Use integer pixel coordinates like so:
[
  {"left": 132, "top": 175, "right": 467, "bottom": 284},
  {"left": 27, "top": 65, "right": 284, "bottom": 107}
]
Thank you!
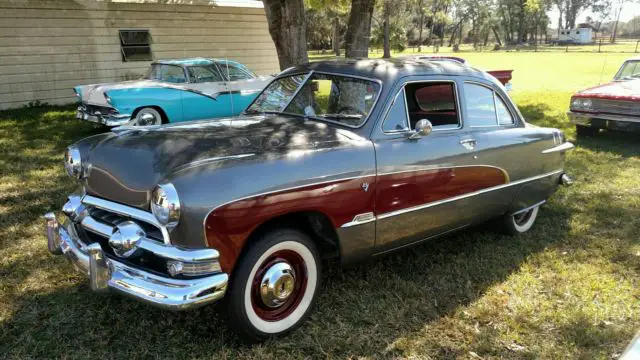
[
  {"left": 345, "top": 0, "right": 377, "bottom": 58},
  {"left": 263, "top": 0, "right": 308, "bottom": 70},
  {"left": 306, "top": 0, "right": 350, "bottom": 55}
]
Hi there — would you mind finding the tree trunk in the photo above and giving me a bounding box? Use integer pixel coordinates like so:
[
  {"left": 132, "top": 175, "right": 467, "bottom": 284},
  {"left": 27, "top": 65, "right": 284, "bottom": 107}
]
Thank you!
[
  {"left": 332, "top": 16, "right": 341, "bottom": 56},
  {"left": 417, "top": 0, "right": 424, "bottom": 52},
  {"left": 383, "top": 1, "right": 391, "bottom": 58},
  {"left": 492, "top": 26, "right": 502, "bottom": 46},
  {"left": 345, "top": 0, "right": 376, "bottom": 58},
  {"left": 611, "top": 4, "right": 623, "bottom": 43},
  {"left": 262, "top": 0, "right": 308, "bottom": 70}
]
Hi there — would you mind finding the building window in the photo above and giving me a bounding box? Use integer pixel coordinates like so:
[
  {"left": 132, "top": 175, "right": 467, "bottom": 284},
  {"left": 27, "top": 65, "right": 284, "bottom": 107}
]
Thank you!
[
  {"left": 119, "top": 29, "right": 152, "bottom": 62},
  {"left": 576, "top": 31, "right": 580, "bottom": 34}
]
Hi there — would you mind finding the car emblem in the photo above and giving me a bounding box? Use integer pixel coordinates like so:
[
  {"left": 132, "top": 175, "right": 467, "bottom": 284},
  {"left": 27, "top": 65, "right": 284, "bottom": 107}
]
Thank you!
[{"left": 361, "top": 182, "right": 369, "bottom": 192}]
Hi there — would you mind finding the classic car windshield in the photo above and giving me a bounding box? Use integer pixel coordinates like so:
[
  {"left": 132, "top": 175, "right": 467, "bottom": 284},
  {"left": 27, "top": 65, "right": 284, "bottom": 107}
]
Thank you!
[
  {"left": 246, "top": 72, "right": 381, "bottom": 127},
  {"left": 615, "top": 61, "right": 640, "bottom": 80}
]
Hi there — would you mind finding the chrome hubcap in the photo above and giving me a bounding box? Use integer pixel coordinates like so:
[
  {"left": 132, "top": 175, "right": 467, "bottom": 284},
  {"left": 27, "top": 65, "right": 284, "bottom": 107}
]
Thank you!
[{"left": 259, "top": 262, "right": 296, "bottom": 308}]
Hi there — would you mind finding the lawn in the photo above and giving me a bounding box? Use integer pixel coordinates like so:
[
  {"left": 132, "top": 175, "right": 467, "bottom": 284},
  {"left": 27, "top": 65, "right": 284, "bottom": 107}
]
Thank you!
[{"left": 1, "top": 52, "right": 639, "bottom": 359}]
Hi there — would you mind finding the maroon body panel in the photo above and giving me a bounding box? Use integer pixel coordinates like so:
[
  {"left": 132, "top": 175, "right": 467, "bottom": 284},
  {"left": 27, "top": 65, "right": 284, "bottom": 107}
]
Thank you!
[
  {"left": 573, "top": 80, "right": 640, "bottom": 102},
  {"left": 375, "top": 166, "right": 508, "bottom": 215},
  {"left": 205, "top": 165, "right": 508, "bottom": 272},
  {"left": 205, "top": 176, "right": 376, "bottom": 272}
]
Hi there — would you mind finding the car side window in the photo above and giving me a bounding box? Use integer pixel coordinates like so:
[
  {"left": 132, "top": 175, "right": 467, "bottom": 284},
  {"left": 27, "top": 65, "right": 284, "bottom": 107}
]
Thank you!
[
  {"left": 218, "top": 63, "right": 256, "bottom": 81},
  {"left": 382, "top": 90, "right": 409, "bottom": 132},
  {"left": 464, "top": 82, "right": 516, "bottom": 127},
  {"left": 187, "top": 65, "right": 223, "bottom": 83},
  {"left": 160, "top": 65, "right": 187, "bottom": 84},
  {"left": 463, "top": 83, "right": 497, "bottom": 127},
  {"left": 495, "top": 95, "right": 514, "bottom": 125},
  {"left": 403, "top": 82, "right": 460, "bottom": 130}
]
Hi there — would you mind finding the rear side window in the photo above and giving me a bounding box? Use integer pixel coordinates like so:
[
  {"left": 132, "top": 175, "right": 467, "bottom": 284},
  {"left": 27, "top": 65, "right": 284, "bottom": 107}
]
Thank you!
[
  {"left": 187, "top": 65, "right": 223, "bottom": 83},
  {"left": 218, "top": 63, "right": 256, "bottom": 81},
  {"left": 464, "top": 83, "right": 515, "bottom": 127},
  {"left": 160, "top": 65, "right": 187, "bottom": 83}
]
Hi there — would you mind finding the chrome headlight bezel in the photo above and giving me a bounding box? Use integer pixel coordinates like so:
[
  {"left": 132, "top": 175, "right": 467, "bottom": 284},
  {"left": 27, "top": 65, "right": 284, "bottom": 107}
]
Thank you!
[
  {"left": 151, "top": 183, "right": 181, "bottom": 229},
  {"left": 64, "top": 146, "right": 82, "bottom": 179}
]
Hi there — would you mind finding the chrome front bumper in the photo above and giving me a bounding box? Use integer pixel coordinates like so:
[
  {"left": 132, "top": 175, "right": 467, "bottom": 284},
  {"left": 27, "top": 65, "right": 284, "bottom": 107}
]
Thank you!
[
  {"left": 568, "top": 111, "right": 640, "bottom": 131},
  {"left": 76, "top": 106, "right": 131, "bottom": 127},
  {"left": 45, "top": 207, "right": 228, "bottom": 310}
]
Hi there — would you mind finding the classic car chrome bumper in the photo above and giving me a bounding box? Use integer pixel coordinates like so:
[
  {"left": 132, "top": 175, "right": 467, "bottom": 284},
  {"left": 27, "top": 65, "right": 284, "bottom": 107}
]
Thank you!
[
  {"left": 76, "top": 105, "right": 131, "bottom": 127},
  {"left": 568, "top": 111, "right": 640, "bottom": 131},
  {"left": 44, "top": 197, "right": 228, "bottom": 310}
]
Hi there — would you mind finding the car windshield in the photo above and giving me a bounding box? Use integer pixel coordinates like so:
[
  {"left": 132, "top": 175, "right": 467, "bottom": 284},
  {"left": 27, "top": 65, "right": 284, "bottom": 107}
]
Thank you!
[
  {"left": 615, "top": 61, "right": 640, "bottom": 80},
  {"left": 245, "top": 72, "right": 380, "bottom": 128}
]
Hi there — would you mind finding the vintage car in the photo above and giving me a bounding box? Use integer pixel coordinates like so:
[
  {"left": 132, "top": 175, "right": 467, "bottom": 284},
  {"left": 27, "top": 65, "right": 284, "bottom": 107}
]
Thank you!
[
  {"left": 568, "top": 58, "right": 640, "bottom": 135},
  {"left": 45, "top": 58, "right": 574, "bottom": 341},
  {"left": 73, "top": 58, "right": 272, "bottom": 126}
]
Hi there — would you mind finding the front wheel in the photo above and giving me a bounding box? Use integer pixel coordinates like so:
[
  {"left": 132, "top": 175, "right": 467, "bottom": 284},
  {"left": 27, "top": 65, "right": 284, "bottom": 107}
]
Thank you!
[
  {"left": 576, "top": 124, "right": 598, "bottom": 137},
  {"left": 226, "top": 228, "right": 321, "bottom": 342},
  {"left": 131, "top": 107, "right": 163, "bottom": 126},
  {"left": 498, "top": 206, "right": 540, "bottom": 235}
]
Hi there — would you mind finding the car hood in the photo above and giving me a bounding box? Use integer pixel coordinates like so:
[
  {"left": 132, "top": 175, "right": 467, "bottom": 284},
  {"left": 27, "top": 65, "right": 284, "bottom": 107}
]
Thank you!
[
  {"left": 83, "top": 115, "right": 361, "bottom": 208},
  {"left": 575, "top": 79, "right": 640, "bottom": 101}
]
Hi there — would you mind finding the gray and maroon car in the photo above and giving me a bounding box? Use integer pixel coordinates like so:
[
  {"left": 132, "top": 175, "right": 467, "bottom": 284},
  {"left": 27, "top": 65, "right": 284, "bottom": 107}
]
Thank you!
[
  {"left": 45, "top": 58, "right": 574, "bottom": 341},
  {"left": 568, "top": 58, "right": 640, "bottom": 136}
]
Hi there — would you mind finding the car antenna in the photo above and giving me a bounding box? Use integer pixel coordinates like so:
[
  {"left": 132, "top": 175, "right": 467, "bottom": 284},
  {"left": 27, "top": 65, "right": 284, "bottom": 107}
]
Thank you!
[
  {"left": 225, "top": 57, "right": 234, "bottom": 115},
  {"left": 598, "top": 52, "right": 609, "bottom": 85}
]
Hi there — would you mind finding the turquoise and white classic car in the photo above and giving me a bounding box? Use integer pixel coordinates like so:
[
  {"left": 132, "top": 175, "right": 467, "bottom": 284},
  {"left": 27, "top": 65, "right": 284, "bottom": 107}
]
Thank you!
[{"left": 73, "top": 58, "right": 272, "bottom": 126}]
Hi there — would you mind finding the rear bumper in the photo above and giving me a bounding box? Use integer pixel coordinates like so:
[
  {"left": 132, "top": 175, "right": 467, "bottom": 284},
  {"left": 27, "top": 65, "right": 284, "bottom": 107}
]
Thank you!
[
  {"left": 76, "top": 105, "right": 131, "bottom": 127},
  {"left": 45, "top": 207, "right": 228, "bottom": 311},
  {"left": 568, "top": 111, "right": 640, "bottom": 132}
]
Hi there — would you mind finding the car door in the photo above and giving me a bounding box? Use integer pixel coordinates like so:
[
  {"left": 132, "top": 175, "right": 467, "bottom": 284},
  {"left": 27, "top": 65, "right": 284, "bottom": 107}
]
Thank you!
[
  {"left": 372, "top": 77, "right": 509, "bottom": 253},
  {"left": 181, "top": 65, "right": 233, "bottom": 121},
  {"left": 459, "top": 80, "right": 559, "bottom": 215}
]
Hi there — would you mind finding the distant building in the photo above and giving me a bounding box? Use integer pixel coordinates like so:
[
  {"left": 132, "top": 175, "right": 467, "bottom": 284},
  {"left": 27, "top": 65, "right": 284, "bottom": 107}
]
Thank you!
[
  {"left": 558, "top": 27, "right": 594, "bottom": 44},
  {"left": 0, "top": 0, "right": 279, "bottom": 110}
]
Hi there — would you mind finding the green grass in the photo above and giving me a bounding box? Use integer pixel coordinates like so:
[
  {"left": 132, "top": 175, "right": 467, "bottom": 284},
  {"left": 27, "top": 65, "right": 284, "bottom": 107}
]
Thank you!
[{"left": 1, "top": 53, "right": 639, "bottom": 359}]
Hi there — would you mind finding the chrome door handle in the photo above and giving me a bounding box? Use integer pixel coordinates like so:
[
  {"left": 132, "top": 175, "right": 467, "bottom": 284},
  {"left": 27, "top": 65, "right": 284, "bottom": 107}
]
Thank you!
[{"left": 459, "top": 138, "right": 476, "bottom": 150}]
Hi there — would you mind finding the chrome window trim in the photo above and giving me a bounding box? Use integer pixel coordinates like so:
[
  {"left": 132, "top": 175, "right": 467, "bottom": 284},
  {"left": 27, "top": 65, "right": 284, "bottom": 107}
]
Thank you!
[
  {"left": 82, "top": 195, "right": 171, "bottom": 245},
  {"left": 376, "top": 169, "right": 563, "bottom": 220},
  {"left": 380, "top": 79, "right": 463, "bottom": 136},
  {"left": 464, "top": 80, "right": 519, "bottom": 128}
]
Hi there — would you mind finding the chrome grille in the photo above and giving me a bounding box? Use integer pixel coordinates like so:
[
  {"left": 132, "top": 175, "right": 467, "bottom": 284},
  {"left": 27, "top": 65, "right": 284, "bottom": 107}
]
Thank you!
[
  {"left": 592, "top": 99, "right": 640, "bottom": 117},
  {"left": 88, "top": 207, "right": 164, "bottom": 242}
]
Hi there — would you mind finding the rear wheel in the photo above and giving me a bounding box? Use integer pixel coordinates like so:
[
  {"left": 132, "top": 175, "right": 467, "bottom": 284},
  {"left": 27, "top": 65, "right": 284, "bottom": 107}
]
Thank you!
[
  {"left": 132, "top": 107, "right": 163, "bottom": 126},
  {"left": 498, "top": 206, "right": 540, "bottom": 235},
  {"left": 226, "top": 228, "right": 321, "bottom": 342},
  {"left": 576, "top": 124, "right": 598, "bottom": 137}
]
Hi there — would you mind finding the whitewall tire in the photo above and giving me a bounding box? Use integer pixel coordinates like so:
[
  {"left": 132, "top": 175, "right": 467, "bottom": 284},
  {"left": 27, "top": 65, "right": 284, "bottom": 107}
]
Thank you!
[
  {"left": 500, "top": 206, "right": 540, "bottom": 235},
  {"left": 132, "top": 107, "right": 163, "bottom": 126},
  {"left": 226, "top": 228, "right": 321, "bottom": 342}
]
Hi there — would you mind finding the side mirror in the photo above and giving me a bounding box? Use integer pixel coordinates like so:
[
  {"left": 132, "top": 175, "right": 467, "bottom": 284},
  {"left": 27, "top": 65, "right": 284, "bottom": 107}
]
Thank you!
[{"left": 408, "top": 119, "right": 433, "bottom": 140}]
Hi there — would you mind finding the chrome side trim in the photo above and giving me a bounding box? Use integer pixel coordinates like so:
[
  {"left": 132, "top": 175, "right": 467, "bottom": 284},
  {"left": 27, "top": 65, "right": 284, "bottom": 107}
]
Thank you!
[
  {"left": 82, "top": 195, "right": 171, "bottom": 245},
  {"left": 376, "top": 164, "right": 509, "bottom": 181},
  {"left": 376, "top": 169, "right": 563, "bottom": 220},
  {"left": 511, "top": 200, "right": 546, "bottom": 216},
  {"left": 341, "top": 212, "right": 376, "bottom": 228},
  {"left": 173, "top": 153, "right": 255, "bottom": 173},
  {"left": 541, "top": 142, "right": 575, "bottom": 154}
]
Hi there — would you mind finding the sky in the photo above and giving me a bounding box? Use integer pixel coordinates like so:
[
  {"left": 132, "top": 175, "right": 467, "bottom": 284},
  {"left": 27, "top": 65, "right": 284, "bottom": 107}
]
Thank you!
[{"left": 548, "top": 2, "right": 640, "bottom": 28}]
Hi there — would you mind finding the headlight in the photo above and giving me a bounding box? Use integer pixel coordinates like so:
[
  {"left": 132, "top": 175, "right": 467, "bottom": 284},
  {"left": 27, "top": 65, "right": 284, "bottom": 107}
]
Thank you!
[
  {"left": 64, "top": 146, "right": 82, "bottom": 179},
  {"left": 571, "top": 98, "right": 592, "bottom": 110},
  {"left": 151, "top": 183, "right": 181, "bottom": 229}
]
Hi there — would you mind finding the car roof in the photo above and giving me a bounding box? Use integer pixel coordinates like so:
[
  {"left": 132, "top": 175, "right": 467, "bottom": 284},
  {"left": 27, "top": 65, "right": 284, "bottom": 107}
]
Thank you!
[
  {"left": 152, "top": 58, "right": 246, "bottom": 67},
  {"left": 279, "top": 58, "right": 493, "bottom": 84}
]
